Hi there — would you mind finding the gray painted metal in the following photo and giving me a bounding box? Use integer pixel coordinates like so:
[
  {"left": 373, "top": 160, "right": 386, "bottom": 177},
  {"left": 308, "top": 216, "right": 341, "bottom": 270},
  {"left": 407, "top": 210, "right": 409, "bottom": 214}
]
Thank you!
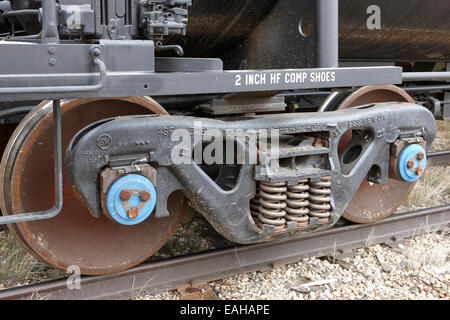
[
  {"left": 41, "top": 0, "right": 59, "bottom": 44},
  {"left": 101, "top": 40, "right": 155, "bottom": 72},
  {"left": 0, "top": 40, "right": 154, "bottom": 74},
  {"left": 403, "top": 72, "right": 450, "bottom": 82},
  {"left": 444, "top": 63, "right": 450, "bottom": 120},
  {"left": 444, "top": 92, "right": 450, "bottom": 121},
  {"left": 0, "top": 205, "right": 448, "bottom": 300},
  {"left": 0, "top": 45, "right": 106, "bottom": 94},
  {"left": 315, "top": 0, "right": 339, "bottom": 68},
  {"left": 0, "top": 100, "right": 62, "bottom": 224},
  {"left": 155, "top": 57, "right": 223, "bottom": 73},
  {"left": 0, "top": 63, "right": 403, "bottom": 102}
]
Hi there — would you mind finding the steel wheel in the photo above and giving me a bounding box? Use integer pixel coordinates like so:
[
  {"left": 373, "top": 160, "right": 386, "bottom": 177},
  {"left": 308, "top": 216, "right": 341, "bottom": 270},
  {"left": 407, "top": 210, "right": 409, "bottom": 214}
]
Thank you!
[
  {"left": 0, "top": 97, "right": 187, "bottom": 275},
  {"left": 320, "top": 85, "right": 416, "bottom": 223}
]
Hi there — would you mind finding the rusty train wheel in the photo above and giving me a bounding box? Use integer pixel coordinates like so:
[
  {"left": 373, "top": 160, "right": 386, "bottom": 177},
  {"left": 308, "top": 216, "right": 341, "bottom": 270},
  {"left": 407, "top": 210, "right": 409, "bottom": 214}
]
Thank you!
[
  {"left": 321, "top": 85, "right": 416, "bottom": 223},
  {"left": 0, "top": 97, "right": 187, "bottom": 275}
]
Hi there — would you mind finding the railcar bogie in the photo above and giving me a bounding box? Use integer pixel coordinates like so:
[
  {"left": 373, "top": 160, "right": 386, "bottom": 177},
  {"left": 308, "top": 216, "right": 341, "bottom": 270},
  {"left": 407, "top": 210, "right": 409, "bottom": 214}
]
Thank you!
[{"left": 0, "top": 0, "right": 446, "bottom": 274}]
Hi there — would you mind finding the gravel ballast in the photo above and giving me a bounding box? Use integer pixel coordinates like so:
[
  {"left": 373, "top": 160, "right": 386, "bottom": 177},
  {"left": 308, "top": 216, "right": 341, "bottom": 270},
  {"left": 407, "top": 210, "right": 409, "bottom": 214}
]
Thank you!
[{"left": 138, "top": 231, "right": 449, "bottom": 300}]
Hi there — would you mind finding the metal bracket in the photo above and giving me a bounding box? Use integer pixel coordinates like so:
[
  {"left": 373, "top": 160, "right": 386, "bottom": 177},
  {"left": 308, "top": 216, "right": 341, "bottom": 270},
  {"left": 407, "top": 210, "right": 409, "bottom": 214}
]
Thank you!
[
  {"left": 0, "top": 45, "right": 106, "bottom": 94},
  {"left": 0, "top": 100, "right": 62, "bottom": 224}
]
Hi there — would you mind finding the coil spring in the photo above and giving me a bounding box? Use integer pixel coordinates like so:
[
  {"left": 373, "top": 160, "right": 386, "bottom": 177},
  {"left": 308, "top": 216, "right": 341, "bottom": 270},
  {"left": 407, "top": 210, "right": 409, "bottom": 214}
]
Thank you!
[
  {"left": 250, "top": 184, "right": 260, "bottom": 218},
  {"left": 309, "top": 176, "right": 332, "bottom": 224},
  {"left": 285, "top": 179, "right": 310, "bottom": 228},
  {"left": 258, "top": 182, "right": 287, "bottom": 231}
]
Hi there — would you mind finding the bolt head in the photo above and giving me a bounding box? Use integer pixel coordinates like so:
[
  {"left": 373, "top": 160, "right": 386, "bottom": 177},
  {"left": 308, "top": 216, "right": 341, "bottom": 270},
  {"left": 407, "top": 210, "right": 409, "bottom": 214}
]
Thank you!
[
  {"left": 416, "top": 152, "right": 425, "bottom": 161},
  {"left": 140, "top": 191, "right": 151, "bottom": 202},
  {"left": 407, "top": 160, "right": 415, "bottom": 169},
  {"left": 91, "top": 46, "right": 102, "bottom": 57},
  {"left": 415, "top": 168, "right": 423, "bottom": 176},
  {"left": 127, "top": 208, "right": 139, "bottom": 219},
  {"left": 120, "top": 190, "right": 132, "bottom": 201}
]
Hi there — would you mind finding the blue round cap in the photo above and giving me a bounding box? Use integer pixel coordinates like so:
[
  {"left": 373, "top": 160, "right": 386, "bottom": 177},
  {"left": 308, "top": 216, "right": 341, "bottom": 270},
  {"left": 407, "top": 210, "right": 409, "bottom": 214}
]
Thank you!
[
  {"left": 106, "top": 174, "right": 156, "bottom": 225},
  {"left": 397, "top": 144, "right": 427, "bottom": 182}
]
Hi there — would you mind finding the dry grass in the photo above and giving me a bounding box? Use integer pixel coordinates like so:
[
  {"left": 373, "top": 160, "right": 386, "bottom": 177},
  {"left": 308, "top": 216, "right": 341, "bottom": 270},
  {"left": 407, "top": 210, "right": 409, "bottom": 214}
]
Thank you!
[
  {"left": 400, "top": 120, "right": 449, "bottom": 209},
  {"left": 0, "top": 230, "right": 65, "bottom": 288},
  {"left": 400, "top": 127, "right": 449, "bottom": 270},
  {"left": 432, "top": 120, "right": 450, "bottom": 152},
  {"left": 399, "top": 120, "right": 449, "bottom": 211},
  {"left": 402, "top": 166, "right": 450, "bottom": 210},
  {"left": 403, "top": 232, "right": 450, "bottom": 270},
  {"left": 436, "top": 121, "right": 450, "bottom": 139}
]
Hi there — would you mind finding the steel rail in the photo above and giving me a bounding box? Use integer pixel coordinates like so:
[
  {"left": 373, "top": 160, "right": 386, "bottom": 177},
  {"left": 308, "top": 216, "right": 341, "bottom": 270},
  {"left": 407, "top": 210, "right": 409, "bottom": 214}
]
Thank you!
[
  {"left": 0, "top": 204, "right": 448, "bottom": 300},
  {"left": 428, "top": 150, "right": 450, "bottom": 166}
]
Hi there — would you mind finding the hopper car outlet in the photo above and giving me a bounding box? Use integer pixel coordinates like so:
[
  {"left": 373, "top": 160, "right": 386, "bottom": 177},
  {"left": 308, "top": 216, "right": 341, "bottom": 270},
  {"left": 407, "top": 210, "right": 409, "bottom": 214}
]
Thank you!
[{"left": 0, "top": 0, "right": 447, "bottom": 275}]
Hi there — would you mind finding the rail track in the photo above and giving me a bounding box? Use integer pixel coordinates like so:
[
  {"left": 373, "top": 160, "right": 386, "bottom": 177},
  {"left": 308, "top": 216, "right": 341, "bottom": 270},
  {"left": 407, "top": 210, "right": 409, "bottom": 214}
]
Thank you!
[
  {"left": 428, "top": 150, "right": 450, "bottom": 166},
  {"left": 0, "top": 205, "right": 448, "bottom": 300},
  {"left": 0, "top": 150, "right": 448, "bottom": 300}
]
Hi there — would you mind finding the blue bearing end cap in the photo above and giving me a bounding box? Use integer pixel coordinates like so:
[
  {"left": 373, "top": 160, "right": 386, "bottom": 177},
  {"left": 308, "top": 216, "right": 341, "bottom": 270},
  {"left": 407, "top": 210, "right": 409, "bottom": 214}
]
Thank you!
[
  {"left": 397, "top": 144, "right": 427, "bottom": 182},
  {"left": 106, "top": 174, "right": 157, "bottom": 226}
]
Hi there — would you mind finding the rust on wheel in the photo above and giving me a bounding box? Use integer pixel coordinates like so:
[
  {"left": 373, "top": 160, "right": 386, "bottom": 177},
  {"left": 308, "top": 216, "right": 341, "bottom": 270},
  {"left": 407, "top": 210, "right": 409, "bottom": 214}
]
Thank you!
[
  {"left": 321, "top": 85, "right": 416, "bottom": 223},
  {"left": 0, "top": 97, "right": 187, "bottom": 275}
]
